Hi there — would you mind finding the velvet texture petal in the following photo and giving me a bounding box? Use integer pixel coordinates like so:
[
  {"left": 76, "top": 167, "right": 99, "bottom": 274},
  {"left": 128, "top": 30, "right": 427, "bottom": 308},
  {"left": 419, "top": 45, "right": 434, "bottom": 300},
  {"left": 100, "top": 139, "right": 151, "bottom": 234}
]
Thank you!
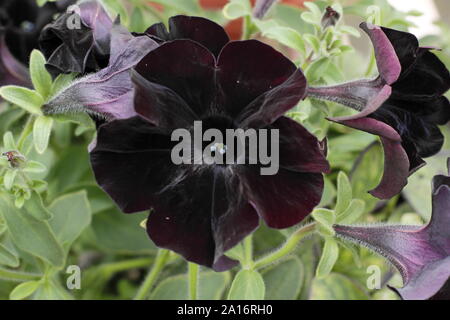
[
  {"left": 134, "top": 39, "right": 216, "bottom": 118},
  {"left": 272, "top": 116, "right": 329, "bottom": 173},
  {"left": 90, "top": 116, "right": 176, "bottom": 213},
  {"left": 334, "top": 167, "right": 450, "bottom": 300},
  {"left": 145, "top": 15, "right": 229, "bottom": 57},
  {"left": 216, "top": 40, "right": 297, "bottom": 117},
  {"left": 43, "top": 23, "right": 158, "bottom": 120},
  {"left": 237, "top": 166, "right": 324, "bottom": 229},
  {"left": 39, "top": 0, "right": 113, "bottom": 76},
  {"left": 147, "top": 169, "right": 259, "bottom": 270}
]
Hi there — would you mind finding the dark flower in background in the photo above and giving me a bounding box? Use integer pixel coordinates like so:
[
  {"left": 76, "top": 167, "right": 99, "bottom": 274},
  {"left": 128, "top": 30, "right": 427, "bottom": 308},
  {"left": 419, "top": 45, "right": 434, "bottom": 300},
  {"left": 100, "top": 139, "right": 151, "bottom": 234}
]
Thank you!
[
  {"left": 308, "top": 23, "right": 450, "bottom": 199},
  {"left": 39, "top": 0, "right": 113, "bottom": 76},
  {"left": 90, "top": 16, "right": 329, "bottom": 270},
  {"left": 335, "top": 159, "right": 450, "bottom": 300},
  {"left": 321, "top": 6, "right": 340, "bottom": 29},
  {"left": 0, "top": 0, "right": 74, "bottom": 86},
  {"left": 253, "top": 0, "right": 277, "bottom": 19}
]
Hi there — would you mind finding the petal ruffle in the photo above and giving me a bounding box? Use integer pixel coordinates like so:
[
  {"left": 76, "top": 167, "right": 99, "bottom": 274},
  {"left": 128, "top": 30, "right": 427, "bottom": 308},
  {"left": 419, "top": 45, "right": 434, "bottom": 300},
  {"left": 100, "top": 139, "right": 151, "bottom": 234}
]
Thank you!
[
  {"left": 134, "top": 39, "right": 216, "bottom": 118},
  {"left": 147, "top": 169, "right": 259, "bottom": 270},
  {"left": 146, "top": 15, "right": 229, "bottom": 57},
  {"left": 39, "top": 0, "right": 113, "bottom": 75},
  {"left": 236, "top": 166, "right": 324, "bottom": 228},
  {"left": 216, "top": 40, "right": 297, "bottom": 117}
]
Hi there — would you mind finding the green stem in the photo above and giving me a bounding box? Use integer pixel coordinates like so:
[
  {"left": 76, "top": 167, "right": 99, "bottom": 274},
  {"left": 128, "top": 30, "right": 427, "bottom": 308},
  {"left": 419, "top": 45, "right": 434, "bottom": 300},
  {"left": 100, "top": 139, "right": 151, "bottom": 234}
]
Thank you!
[
  {"left": 134, "top": 249, "right": 170, "bottom": 300},
  {"left": 187, "top": 262, "right": 199, "bottom": 300},
  {"left": 253, "top": 223, "right": 316, "bottom": 269},
  {"left": 101, "top": 257, "right": 153, "bottom": 274},
  {"left": 17, "top": 116, "right": 34, "bottom": 151},
  {"left": 243, "top": 235, "right": 253, "bottom": 269},
  {"left": 0, "top": 267, "right": 41, "bottom": 282},
  {"left": 241, "top": 15, "right": 252, "bottom": 40}
]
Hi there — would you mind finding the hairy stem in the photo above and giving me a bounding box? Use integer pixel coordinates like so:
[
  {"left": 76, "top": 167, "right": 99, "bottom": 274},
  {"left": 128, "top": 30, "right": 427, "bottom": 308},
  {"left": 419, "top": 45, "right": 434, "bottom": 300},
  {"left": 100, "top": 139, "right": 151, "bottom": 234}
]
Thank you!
[
  {"left": 254, "top": 223, "right": 316, "bottom": 269},
  {"left": 134, "top": 249, "right": 170, "bottom": 300}
]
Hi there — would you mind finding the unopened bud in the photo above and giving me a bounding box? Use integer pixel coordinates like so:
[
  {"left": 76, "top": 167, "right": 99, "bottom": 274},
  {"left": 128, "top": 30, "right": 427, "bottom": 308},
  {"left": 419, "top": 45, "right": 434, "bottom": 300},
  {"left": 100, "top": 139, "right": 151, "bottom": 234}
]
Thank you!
[
  {"left": 2, "top": 151, "right": 26, "bottom": 169},
  {"left": 321, "top": 6, "right": 340, "bottom": 29}
]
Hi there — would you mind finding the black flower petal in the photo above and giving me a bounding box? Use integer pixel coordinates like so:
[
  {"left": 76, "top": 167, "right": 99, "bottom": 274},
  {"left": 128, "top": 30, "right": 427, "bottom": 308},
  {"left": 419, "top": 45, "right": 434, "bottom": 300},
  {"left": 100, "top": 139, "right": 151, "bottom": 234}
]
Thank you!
[{"left": 145, "top": 15, "right": 229, "bottom": 58}]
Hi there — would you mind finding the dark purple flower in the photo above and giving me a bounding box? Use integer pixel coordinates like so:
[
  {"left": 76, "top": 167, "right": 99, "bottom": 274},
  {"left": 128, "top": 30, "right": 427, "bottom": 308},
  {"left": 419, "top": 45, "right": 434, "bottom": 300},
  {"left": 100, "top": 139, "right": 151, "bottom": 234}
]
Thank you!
[
  {"left": 43, "top": 21, "right": 158, "bottom": 121},
  {"left": 90, "top": 16, "right": 329, "bottom": 270},
  {"left": 0, "top": 0, "right": 74, "bottom": 86},
  {"left": 334, "top": 160, "right": 450, "bottom": 300},
  {"left": 308, "top": 23, "right": 450, "bottom": 199},
  {"left": 39, "top": 0, "right": 113, "bottom": 76}
]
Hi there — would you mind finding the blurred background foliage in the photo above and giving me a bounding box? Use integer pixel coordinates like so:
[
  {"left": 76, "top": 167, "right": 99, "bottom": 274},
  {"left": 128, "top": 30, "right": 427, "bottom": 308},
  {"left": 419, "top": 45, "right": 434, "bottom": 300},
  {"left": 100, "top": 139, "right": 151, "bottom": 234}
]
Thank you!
[{"left": 0, "top": 0, "right": 449, "bottom": 300}]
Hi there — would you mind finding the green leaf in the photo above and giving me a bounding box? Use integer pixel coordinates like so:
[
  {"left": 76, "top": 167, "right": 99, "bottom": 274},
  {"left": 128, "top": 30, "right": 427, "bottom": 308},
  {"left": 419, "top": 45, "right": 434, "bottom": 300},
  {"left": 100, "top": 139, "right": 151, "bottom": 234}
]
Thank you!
[
  {"left": 50, "top": 73, "right": 75, "bottom": 97},
  {"left": 30, "top": 50, "right": 52, "bottom": 99},
  {"left": 263, "top": 27, "right": 305, "bottom": 54},
  {"left": 4, "top": 170, "right": 17, "bottom": 190},
  {"left": 10, "top": 281, "right": 40, "bottom": 300},
  {"left": 32, "top": 279, "right": 73, "bottom": 300},
  {"left": 305, "top": 56, "right": 330, "bottom": 81},
  {"left": 23, "top": 160, "right": 46, "bottom": 173},
  {"left": 223, "top": 0, "right": 250, "bottom": 19},
  {"left": 339, "top": 26, "right": 361, "bottom": 38},
  {"left": 0, "top": 243, "right": 19, "bottom": 267},
  {"left": 228, "top": 269, "right": 265, "bottom": 300},
  {"left": 3, "top": 131, "right": 16, "bottom": 150},
  {"left": 315, "top": 238, "right": 339, "bottom": 279},
  {"left": 310, "top": 273, "right": 369, "bottom": 300},
  {"left": 301, "top": 12, "right": 320, "bottom": 26},
  {"left": 225, "top": 242, "right": 245, "bottom": 262},
  {"left": 312, "top": 208, "right": 335, "bottom": 236},
  {"left": 0, "top": 195, "right": 64, "bottom": 267},
  {"left": 150, "top": 272, "right": 230, "bottom": 300},
  {"left": 33, "top": 116, "right": 53, "bottom": 154},
  {"left": 48, "top": 191, "right": 91, "bottom": 247},
  {"left": 0, "top": 86, "right": 43, "bottom": 115},
  {"left": 23, "top": 191, "right": 53, "bottom": 221},
  {"left": 303, "top": 34, "right": 321, "bottom": 53},
  {"left": 262, "top": 257, "right": 303, "bottom": 300},
  {"left": 336, "top": 199, "right": 365, "bottom": 224},
  {"left": 89, "top": 208, "right": 155, "bottom": 254},
  {"left": 303, "top": 1, "right": 322, "bottom": 17},
  {"left": 335, "top": 171, "right": 352, "bottom": 214}
]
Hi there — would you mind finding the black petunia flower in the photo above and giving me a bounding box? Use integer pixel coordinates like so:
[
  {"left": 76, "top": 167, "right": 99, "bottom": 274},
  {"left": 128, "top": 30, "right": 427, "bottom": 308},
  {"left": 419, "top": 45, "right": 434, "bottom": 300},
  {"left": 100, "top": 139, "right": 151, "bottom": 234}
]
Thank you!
[
  {"left": 39, "top": 0, "right": 113, "bottom": 76},
  {"left": 89, "top": 16, "right": 330, "bottom": 270},
  {"left": 308, "top": 23, "right": 450, "bottom": 199},
  {"left": 334, "top": 159, "right": 450, "bottom": 300},
  {"left": 0, "top": 0, "right": 74, "bottom": 86}
]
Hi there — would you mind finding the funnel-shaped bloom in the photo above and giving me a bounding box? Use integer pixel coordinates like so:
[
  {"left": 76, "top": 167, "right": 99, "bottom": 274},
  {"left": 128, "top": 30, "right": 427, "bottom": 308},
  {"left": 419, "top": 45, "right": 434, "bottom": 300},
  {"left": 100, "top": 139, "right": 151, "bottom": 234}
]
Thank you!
[
  {"left": 308, "top": 23, "right": 450, "bottom": 199},
  {"left": 90, "top": 16, "right": 329, "bottom": 270},
  {"left": 335, "top": 160, "right": 450, "bottom": 300},
  {"left": 39, "top": 0, "right": 113, "bottom": 76}
]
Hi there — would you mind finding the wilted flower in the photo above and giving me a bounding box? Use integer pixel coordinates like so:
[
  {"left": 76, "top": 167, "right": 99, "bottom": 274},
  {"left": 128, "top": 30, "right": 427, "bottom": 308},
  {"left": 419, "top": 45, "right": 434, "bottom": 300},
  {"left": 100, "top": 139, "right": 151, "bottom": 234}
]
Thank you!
[
  {"left": 308, "top": 23, "right": 450, "bottom": 199},
  {"left": 334, "top": 159, "right": 450, "bottom": 300},
  {"left": 43, "top": 20, "right": 158, "bottom": 121},
  {"left": 0, "top": 0, "right": 74, "bottom": 86},
  {"left": 90, "top": 16, "right": 329, "bottom": 270},
  {"left": 39, "top": 0, "right": 113, "bottom": 76}
]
